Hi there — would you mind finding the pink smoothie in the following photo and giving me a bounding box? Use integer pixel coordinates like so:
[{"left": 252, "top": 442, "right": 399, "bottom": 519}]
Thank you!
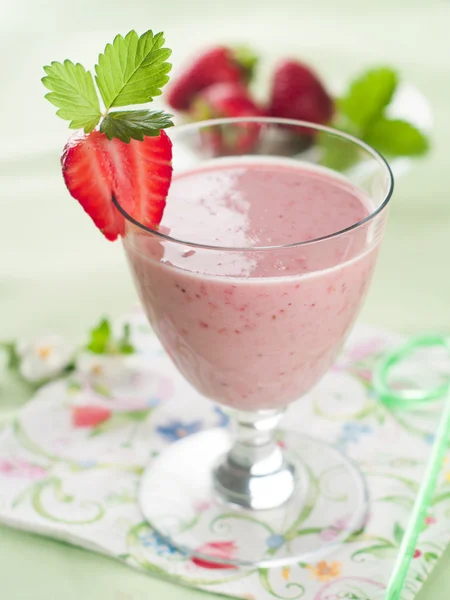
[{"left": 124, "top": 159, "right": 381, "bottom": 410}]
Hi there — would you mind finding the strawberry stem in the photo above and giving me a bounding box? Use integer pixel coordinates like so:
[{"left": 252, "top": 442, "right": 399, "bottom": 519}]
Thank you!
[{"left": 232, "top": 45, "right": 258, "bottom": 83}]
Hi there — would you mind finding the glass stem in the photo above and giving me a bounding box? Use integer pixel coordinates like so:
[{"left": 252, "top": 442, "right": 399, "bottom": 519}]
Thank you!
[
  {"left": 229, "top": 409, "right": 285, "bottom": 470},
  {"left": 213, "top": 409, "right": 295, "bottom": 510}
]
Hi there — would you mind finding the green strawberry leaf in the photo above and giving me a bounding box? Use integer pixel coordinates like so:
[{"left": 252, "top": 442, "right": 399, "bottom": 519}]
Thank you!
[
  {"left": 100, "top": 109, "right": 173, "bottom": 143},
  {"left": 86, "top": 319, "right": 111, "bottom": 354},
  {"left": 364, "top": 118, "right": 429, "bottom": 157},
  {"left": 42, "top": 30, "right": 175, "bottom": 141},
  {"left": 95, "top": 30, "right": 172, "bottom": 109},
  {"left": 338, "top": 67, "right": 398, "bottom": 130},
  {"left": 42, "top": 60, "right": 101, "bottom": 132}
]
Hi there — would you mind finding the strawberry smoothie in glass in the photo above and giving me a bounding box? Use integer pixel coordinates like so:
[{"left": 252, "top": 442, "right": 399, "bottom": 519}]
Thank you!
[
  {"left": 42, "top": 30, "right": 395, "bottom": 571},
  {"left": 114, "top": 118, "right": 394, "bottom": 567}
]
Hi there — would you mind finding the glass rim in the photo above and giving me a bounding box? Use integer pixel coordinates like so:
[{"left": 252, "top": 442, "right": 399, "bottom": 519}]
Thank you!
[{"left": 113, "top": 116, "right": 394, "bottom": 252}]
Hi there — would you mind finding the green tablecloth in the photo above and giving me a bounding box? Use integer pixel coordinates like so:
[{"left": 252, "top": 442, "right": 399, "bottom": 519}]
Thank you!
[{"left": 1, "top": 0, "right": 449, "bottom": 597}]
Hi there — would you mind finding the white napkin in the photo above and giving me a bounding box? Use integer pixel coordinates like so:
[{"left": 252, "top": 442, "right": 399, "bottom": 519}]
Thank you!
[{"left": 0, "top": 310, "right": 448, "bottom": 600}]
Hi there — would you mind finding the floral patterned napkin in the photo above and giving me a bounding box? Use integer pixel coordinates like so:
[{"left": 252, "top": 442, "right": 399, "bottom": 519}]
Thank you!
[{"left": 0, "top": 308, "right": 449, "bottom": 600}]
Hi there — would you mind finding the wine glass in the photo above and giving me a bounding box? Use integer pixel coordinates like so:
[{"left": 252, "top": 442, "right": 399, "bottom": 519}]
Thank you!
[{"left": 113, "top": 118, "right": 394, "bottom": 567}]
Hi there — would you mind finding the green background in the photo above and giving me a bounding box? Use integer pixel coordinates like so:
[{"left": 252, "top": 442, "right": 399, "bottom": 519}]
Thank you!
[{"left": 1, "top": 0, "right": 449, "bottom": 597}]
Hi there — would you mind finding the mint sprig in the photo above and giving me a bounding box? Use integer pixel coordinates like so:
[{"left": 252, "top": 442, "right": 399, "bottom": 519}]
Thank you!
[
  {"left": 338, "top": 67, "right": 399, "bottom": 130},
  {"left": 364, "top": 118, "right": 429, "bottom": 156},
  {"left": 322, "top": 66, "right": 429, "bottom": 169},
  {"left": 42, "top": 30, "right": 173, "bottom": 142}
]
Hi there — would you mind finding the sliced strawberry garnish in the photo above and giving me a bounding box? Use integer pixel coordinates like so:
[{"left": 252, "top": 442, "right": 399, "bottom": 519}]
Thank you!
[
  {"left": 61, "top": 130, "right": 172, "bottom": 241},
  {"left": 112, "top": 130, "right": 173, "bottom": 230},
  {"left": 72, "top": 405, "right": 112, "bottom": 428},
  {"left": 61, "top": 131, "right": 123, "bottom": 240}
]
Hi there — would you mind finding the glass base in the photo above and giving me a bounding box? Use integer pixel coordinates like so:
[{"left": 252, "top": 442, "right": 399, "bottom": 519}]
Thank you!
[{"left": 139, "top": 428, "right": 369, "bottom": 568}]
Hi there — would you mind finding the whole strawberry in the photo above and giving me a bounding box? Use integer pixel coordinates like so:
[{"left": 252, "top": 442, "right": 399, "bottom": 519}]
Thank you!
[
  {"left": 193, "top": 82, "right": 263, "bottom": 119},
  {"left": 268, "top": 60, "right": 334, "bottom": 129},
  {"left": 167, "top": 46, "right": 257, "bottom": 111},
  {"left": 191, "top": 82, "right": 263, "bottom": 154}
]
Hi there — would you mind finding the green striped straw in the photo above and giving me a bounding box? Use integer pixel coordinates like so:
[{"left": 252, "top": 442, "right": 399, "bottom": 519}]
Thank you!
[{"left": 373, "top": 336, "right": 450, "bottom": 599}]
